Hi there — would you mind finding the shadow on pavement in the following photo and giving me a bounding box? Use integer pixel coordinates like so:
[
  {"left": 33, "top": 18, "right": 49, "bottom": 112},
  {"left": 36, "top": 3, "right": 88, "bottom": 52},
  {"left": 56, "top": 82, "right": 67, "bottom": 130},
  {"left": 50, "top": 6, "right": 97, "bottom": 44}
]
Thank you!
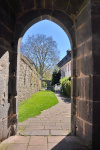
[{"left": 51, "top": 136, "right": 91, "bottom": 150}]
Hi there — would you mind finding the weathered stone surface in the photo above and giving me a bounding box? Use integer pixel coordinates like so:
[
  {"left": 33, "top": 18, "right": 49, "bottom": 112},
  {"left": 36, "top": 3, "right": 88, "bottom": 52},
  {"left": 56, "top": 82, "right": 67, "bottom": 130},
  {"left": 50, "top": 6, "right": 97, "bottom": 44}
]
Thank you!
[
  {"left": 93, "top": 124, "right": 100, "bottom": 149},
  {"left": 71, "top": 77, "right": 76, "bottom": 97},
  {"left": 17, "top": 10, "right": 41, "bottom": 27},
  {"left": 93, "top": 53, "right": 100, "bottom": 75},
  {"left": 0, "top": 24, "right": 14, "bottom": 44},
  {"left": 91, "top": 1, "right": 100, "bottom": 16},
  {"left": 93, "top": 76, "right": 100, "bottom": 101},
  {"left": 93, "top": 102, "right": 100, "bottom": 124},
  {"left": 76, "top": 19, "right": 92, "bottom": 46},
  {"left": 76, "top": 38, "right": 92, "bottom": 58},
  {"left": 18, "top": 54, "right": 41, "bottom": 101},
  {"left": 7, "top": 143, "right": 27, "bottom": 150},
  {"left": 76, "top": 117, "right": 92, "bottom": 148},
  {"left": 76, "top": 2, "right": 91, "bottom": 29},
  {"left": 76, "top": 99, "right": 93, "bottom": 122},
  {"left": 0, "top": 0, "right": 100, "bottom": 149},
  {"left": 71, "top": 59, "right": 76, "bottom": 77}
]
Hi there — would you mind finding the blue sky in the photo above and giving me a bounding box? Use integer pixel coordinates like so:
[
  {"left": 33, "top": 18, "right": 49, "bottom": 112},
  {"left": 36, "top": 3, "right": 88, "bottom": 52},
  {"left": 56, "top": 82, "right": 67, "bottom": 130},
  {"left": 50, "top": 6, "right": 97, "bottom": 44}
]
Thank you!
[{"left": 22, "top": 20, "right": 71, "bottom": 60}]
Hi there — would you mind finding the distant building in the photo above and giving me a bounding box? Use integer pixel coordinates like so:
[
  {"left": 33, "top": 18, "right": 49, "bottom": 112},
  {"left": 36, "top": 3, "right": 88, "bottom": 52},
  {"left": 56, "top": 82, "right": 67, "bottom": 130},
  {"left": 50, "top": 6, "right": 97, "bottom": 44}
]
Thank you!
[{"left": 57, "top": 50, "right": 71, "bottom": 79}]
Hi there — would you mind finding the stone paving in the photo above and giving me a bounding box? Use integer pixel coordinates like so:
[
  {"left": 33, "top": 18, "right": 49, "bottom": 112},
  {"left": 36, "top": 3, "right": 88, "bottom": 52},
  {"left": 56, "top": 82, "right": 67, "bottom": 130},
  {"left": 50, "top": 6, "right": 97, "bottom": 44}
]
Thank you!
[
  {"left": 0, "top": 93, "right": 90, "bottom": 150},
  {"left": 0, "top": 135, "right": 90, "bottom": 150},
  {"left": 18, "top": 93, "right": 71, "bottom": 136}
]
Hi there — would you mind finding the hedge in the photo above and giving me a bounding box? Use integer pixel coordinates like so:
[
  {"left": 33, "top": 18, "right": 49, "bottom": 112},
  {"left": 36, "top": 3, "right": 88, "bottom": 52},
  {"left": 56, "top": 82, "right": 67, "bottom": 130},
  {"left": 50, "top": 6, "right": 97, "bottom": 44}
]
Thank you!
[{"left": 60, "top": 76, "right": 71, "bottom": 98}]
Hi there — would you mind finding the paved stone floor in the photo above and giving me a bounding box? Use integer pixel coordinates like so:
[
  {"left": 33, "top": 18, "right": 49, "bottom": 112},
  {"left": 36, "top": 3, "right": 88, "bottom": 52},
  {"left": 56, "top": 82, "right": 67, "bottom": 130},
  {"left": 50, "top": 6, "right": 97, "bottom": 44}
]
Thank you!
[
  {"left": 18, "top": 93, "right": 71, "bottom": 136},
  {"left": 0, "top": 135, "right": 90, "bottom": 150},
  {"left": 0, "top": 93, "right": 90, "bottom": 150}
]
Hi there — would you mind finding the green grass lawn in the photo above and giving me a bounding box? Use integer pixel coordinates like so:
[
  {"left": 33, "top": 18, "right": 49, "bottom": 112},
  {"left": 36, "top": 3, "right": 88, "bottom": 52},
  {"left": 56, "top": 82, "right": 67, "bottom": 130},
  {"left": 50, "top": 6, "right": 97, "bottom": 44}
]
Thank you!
[{"left": 18, "top": 90, "right": 58, "bottom": 122}]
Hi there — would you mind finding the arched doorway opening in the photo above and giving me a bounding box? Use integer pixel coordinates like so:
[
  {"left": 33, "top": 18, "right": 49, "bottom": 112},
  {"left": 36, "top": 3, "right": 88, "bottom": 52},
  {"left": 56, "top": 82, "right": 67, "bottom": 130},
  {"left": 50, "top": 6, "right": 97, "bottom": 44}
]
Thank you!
[
  {"left": 17, "top": 16, "right": 72, "bottom": 137},
  {"left": 1, "top": 0, "right": 99, "bottom": 149}
]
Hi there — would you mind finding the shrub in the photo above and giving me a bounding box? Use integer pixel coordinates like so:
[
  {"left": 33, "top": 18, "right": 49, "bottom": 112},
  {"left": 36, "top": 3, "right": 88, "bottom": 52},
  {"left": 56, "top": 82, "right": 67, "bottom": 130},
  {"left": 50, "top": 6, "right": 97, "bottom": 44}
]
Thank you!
[{"left": 60, "top": 76, "right": 71, "bottom": 98}]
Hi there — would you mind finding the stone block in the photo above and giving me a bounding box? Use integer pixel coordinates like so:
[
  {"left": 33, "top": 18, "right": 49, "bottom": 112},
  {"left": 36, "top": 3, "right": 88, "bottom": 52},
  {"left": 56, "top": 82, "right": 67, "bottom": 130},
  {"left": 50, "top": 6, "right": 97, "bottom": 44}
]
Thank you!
[
  {"left": 45, "top": 0, "right": 52, "bottom": 8},
  {"left": 69, "top": 27, "right": 76, "bottom": 48},
  {"left": 0, "top": 3, "right": 14, "bottom": 31},
  {"left": 21, "top": 129, "right": 49, "bottom": 136},
  {"left": 71, "top": 114, "right": 76, "bottom": 136},
  {"left": 92, "top": 16, "right": 100, "bottom": 36},
  {"left": 76, "top": 2, "right": 91, "bottom": 29},
  {"left": 53, "top": 0, "right": 69, "bottom": 10},
  {"left": 92, "top": 36, "right": 100, "bottom": 53},
  {"left": 71, "top": 97, "right": 76, "bottom": 105},
  {"left": 76, "top": 38, "right": 92, "bottom": 58},
  {"left": 51, "top": 10, "right": 74, "bottom": 31},
  {"left": 76, "top": 58, "right": 81, "bottom": 76},
  {"left": 0, "top": 23, "right": 14, "bottom": 43},
  {"left": 21, "top": 0, "right": 35, "bottom": 10},
  {"left": 15, "top": 23, "right": 24, "bottom": 44},
  {"left": 7, "top": 143, "right": 27, "bottom": 150},
  {"left": 18, "top": 10, "right": 41, "bottom": 27},
  {"left": 85, "top": 77, "right": 93, "bottom": 100},
  {"left": 93, "top": 52, "right": 100, "bottom": 75},
  {"left": 71, "top": 77, "right": 76, "bottom": 97},
  {"left": 0, "top": 39, "right": 13, "bottom": 53},
  {"left": 76, "top": 18, "right": 92, "bottom": 46},
  {"left": 76, "top": 78, "right": 81, "bottom": 98},
  {"left": 77, "top": 77, "right": 93, "bottom": 100},
  {"left": 76, "top": 117, "right": 83, "bottom": 138},
  {"left": 29, "top": 136, "right": 47, "bottom": 146},
  {"left": 93, "top": 102, "right": 100, "bottom": 124},
  {"left": 48, "top": 136, "right": 65, "bottom": 143},
  {"left": 81, "top": 78, "right": 85, "bottom": 98},
  {"left": 84, "top": 121, "right": 92, "bottom": 148},
  {"left": 71, "top": 48, "right": 76, "bottom": 59},
  {"left": 51, "top": 130, "right": 69, "bottom": 136},
  {"left": 92, "top": 16, "right": 100, "bottom": 53},
  {"left": 35, "top": 0, "right": 44, "bottom": 8},
  {"left": 76, "top": 117, "right": 92, "bottom": 148},
  {"left": 93, "top": 124, "right": 100, "bottom": 149},
  {"left": 93, "top": 76, "right": 100, "bottom": 101},
  {"left": 10, "top": 136, "right": 30, "bottom": 143},
  {"left": 80, "top": 54, "right": 93, "bottom": 76},
  {"left": 28, "top": 145, "right": 47, "bottom": 150},
  {"left": 91, "top": 1, "right": 100, "bottom": 15},
  {"left": 38, "top": 11, "right": 52, "bottom": 18},
  {"left": 71, "top": 59, "right": 76, "bottom": 77},
  {"left": 76, "top": 99, "right": 93, "bottom": 123},
  {"left": 71, "top": 101, "right": 76, "bottom": 116}
]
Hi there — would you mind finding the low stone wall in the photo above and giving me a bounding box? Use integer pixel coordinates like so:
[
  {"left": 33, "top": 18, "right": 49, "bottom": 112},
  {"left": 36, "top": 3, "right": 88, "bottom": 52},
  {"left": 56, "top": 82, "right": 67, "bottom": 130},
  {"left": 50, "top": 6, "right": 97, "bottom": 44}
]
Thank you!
[{"left": 18, "top": 54, "right": 41, "bottom": 102}]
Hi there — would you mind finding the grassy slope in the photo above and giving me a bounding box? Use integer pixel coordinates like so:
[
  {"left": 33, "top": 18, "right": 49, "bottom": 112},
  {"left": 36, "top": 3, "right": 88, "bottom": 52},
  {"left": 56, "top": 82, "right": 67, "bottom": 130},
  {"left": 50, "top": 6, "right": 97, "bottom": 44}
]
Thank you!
[{"left": 18, "top": 91, "right": 58, "bottom": 122}]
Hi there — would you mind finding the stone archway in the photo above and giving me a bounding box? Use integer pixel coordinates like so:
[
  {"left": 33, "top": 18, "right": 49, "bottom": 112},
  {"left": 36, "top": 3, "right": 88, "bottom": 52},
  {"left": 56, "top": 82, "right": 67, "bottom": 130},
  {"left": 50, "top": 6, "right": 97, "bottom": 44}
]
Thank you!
[{"left": 0, "top": 0, "right": 100, "bottom": 149}]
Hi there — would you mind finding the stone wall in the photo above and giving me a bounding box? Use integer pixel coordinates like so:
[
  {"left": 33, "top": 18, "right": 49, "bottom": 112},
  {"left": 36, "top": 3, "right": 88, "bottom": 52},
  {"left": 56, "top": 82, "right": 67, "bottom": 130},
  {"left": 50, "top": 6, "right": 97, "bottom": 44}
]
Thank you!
[{"left": 18, "top": 54, "right": 41, "bottom": 102}]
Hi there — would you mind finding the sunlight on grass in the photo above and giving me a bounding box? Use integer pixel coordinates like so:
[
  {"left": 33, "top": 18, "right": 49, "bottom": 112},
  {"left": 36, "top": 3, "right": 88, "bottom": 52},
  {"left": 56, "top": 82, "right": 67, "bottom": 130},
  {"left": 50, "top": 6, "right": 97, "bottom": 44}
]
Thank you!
[{"left": 18, "top": 91, "right": 58, "bottom": 122}]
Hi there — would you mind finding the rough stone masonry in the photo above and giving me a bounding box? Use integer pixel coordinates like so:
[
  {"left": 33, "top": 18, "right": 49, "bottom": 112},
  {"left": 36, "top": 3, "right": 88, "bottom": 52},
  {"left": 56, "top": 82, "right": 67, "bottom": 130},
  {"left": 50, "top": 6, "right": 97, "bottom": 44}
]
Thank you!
[
  {"left": 18, "top": 54, "right": 41, "bottom": 102},
  {"left": 0, "top": 0, "right": 100, "bottom": 149}
]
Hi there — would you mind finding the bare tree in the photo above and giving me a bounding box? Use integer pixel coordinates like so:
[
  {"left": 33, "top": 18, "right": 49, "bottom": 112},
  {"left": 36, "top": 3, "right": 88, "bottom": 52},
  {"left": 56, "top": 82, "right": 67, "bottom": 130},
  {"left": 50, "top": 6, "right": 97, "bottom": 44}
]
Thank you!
[{"left": 21, "top": 34, "right": 60, "bottom": 78}]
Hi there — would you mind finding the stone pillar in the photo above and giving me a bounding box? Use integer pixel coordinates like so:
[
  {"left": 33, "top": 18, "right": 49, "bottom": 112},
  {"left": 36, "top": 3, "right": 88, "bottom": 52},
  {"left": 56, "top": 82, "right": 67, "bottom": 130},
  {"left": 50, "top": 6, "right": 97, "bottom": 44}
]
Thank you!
[
  {"left": 0, "top": 4, "right": 17, "bottom": 140},
  {"left": 73, "top": 0, "right": 100, "bottom": 148},
  {"left": 91, "top": 1, "right": 100, "bottom": 148}
]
